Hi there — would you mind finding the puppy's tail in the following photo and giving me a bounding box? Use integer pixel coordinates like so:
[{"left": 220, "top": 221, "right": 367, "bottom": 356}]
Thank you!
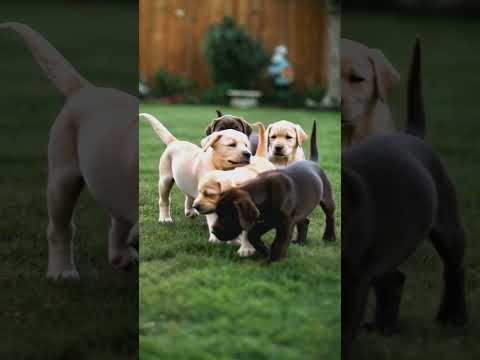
[
  {"left": 252, "top": 122, "right": 267, "bottom": 157},
  {"left": 310, "top": 121, "right": 318, "bottom": 162},
  {"left": 406, "top": 37, "right": 426, "bottom": 139},
  {"left": 0, "top": 22, "right": 91, "bottom": 98},
  {"left": 140, "top": 113, "right": 177, "bottom": 145}
]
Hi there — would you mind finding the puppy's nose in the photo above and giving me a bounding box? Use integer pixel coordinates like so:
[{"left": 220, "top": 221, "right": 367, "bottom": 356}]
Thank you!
[
  {"left": 193, "top": 203, "right": 200, "bottom": 211},
  {"left": 275, "top": 145, "right": 283, "bottom": 151},
  {"left": 243, "top": 151, "right": 251, "bottom": 160}
]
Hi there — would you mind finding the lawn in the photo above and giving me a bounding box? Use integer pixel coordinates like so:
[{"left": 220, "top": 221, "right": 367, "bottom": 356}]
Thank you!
[
  {"left": 343, "top": 12, "right": 480, "bottom": 359},
  {"left": 139, "top": 104, "right": 341, "bottom": 359},
  {"left": 0, "top": 3, "right": 138, "bottom": 359}
]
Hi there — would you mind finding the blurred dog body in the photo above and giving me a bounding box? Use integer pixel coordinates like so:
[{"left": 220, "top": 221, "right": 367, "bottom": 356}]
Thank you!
[
  {"left": 341, "top": 39, "right": 400, "bottom": 148},
  {"left": 341, "top": 40, "right": 465, "bottom": 359},
  {"left": 0, "top": 22, "right": 139, "bottom": 280}
]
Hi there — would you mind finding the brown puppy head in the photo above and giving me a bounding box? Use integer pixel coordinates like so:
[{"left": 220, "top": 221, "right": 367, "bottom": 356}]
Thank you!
[
  {"left": 267, "top": 120, "right": 307, "bottom": 159},
  {"left": 193, "top": 172, "right": 224, "bottom": 214},
  {"left": 212, "top": 188, "right": 260, "bottom": 241},
  {"left": 341, "top": 39, "right": 400, "bottom": 127},
  {"left": 201, "top": 129, "right": 252, "bottom": 170},
  {"left": 205, "top": 111, "right": 253, "bottom": 137}
]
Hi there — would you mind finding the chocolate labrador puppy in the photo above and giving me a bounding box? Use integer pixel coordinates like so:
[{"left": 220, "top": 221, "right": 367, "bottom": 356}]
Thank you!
[
  {"left": 341, "top": 39, "right": 467, "bottom": 359},
  {"left": 212, "top": 121, "right": 336, "bottom": 261},
  {"left": 206, "top": 110, "right": 259, "bottom": 154}
]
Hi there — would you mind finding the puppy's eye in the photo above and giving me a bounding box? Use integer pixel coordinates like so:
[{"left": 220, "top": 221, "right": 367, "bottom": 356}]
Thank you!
[
  {"left": 349, "top": 74, "right": 365, "bottom": 83},
  {"left": 286, "top": 135, "right": 293, "bottom": 140},
  {"left": 271, "top": 135, "right": 277, "bottom": 139},
  {"left": 228, "top": 143, "right": 236, "bottom": 147},
  {"left": 218, "top": 127, "right": 225, "bottom": 131}
]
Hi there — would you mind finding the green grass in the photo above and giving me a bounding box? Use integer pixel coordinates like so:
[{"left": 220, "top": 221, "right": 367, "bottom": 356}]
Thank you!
[
  {"left": 343, "top": 13, "right": 480, "bottom": 358},
  {"left": 139, "top": 105, "right": 341, "bottom": 359},
  {"left": 0, "top": 3, "right": 138, "bottom": 359}
]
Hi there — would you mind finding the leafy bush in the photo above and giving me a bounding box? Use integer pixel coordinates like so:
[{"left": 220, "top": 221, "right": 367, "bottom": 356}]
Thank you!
[
  {"left": 150, "top": 70, "right": 194, "bottom": 98},
  {"left": 203, "top": 17, "right": 269, "bottom": 89}
]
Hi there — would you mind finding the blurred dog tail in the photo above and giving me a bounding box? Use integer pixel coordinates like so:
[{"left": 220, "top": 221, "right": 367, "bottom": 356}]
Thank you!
[
  {"left": 406, "top": 37, "right": 426, "bottom": 139},
  {"left": 310, "top": 120, "right": 318, "bottom": 162},
  {"left": 140, "top": 113, "right": 177, "bottom": 145},
  {"left": 0, "top": 22, "right": 91, "bottom": 98},
  {"left": 252, "top": 122, "right": 267, "bottom": 157}
]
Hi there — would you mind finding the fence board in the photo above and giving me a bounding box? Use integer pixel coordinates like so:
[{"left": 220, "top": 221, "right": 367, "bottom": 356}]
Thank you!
[{"left": 140, "top": 0, "right": 329, "bottom": 90}]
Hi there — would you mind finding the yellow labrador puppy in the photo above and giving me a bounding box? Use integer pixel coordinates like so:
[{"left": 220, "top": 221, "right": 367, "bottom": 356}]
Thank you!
[
  {"left": 0, "top": 22, "right": 138, "bottom": 280},
  {"left": 140, "top": 113, "right": 251, "bottom": 242},
  {"left": 266, "top": 120, "right": 308, "bottom": 168},
  {"left": 192, "top": 123, "right": 274, "bottom": 257},
  {"left": 341, "top": 39, "right": 400, "bottom": 148}
]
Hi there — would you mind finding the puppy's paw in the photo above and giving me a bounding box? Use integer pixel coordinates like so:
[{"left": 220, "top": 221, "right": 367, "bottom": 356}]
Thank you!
[
  {"left": 159, "top": 215, "right": 173, "bottom": 223},
  {"left": 47, "top": 269, "right": 80, "bottom": 281},
  {"left": 110, "top": 247, "right": 139, "bottom": 269},
  {"left": 238, "top": 245, "right": 256, "bottom": 257},
  {"left": 228, "top": 238, "right": 242, "bottom": 246},
  {"left": 184, "top": 208, "right": 199, "bottom": 218},
  {"left": 208, "top": 233, "right": 223, "bottom": 244}
]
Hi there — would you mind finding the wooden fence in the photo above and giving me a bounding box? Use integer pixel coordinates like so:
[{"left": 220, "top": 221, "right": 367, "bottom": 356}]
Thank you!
[{"left": 139, "top": 0, "right": 330, "bottom": 90}]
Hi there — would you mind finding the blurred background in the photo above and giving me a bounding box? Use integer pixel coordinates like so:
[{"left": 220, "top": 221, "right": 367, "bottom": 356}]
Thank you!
[
  {"left": 343, "top": 1, "right": 480, "bottom": 359},
  {"left": 0, "top": 1, "right": 138, "bottom": 359},
  {"left": 139, "top": 0, "right": 340, "bottom": 108}
]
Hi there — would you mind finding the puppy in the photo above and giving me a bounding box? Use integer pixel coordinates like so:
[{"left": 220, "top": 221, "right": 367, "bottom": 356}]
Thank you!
[
  {"left": 341, "top": 40, "right": 466, "bottom": 359},
  {"left": 193, "top": 123, "right": 275, "bottom": 257},
  {"left": 0, "top": 22, "right": 139, "bottom": 280},
  {"left": 266, "top": 120, "right": 308, "bottom": 168},
  {"left": 212, "top": 121, "right": 336, "bottom": 262},
  {"left": 205, "top": 110, "right": 259, "bottom": 154},
  {"left": 141, "top": 113, "right": 251, "bottom": 242},
  {"left": 341, "top": 39, "right": 400, "bottom": 148}
]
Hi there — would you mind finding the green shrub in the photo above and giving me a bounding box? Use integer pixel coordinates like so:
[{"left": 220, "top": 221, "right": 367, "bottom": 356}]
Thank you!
[
  {"left": 150, "top": 70, "right": 194, "bottom": 98},
  {"left": 203, "top": 17, "right": 269, "bottom": 89}
]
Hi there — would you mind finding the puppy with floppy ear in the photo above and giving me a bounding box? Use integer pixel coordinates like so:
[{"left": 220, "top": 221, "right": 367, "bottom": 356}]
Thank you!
[
  {"left": 205, "top": 111, "right": 253, "bottom": 137},
  {"left": 369, "top": 49, "right": 400, "bottom": 103},
  {"left": 234, "top": 191, "right": 260, "bottom": 232},
  {"left": 213, "top": 121, "right": 336, "bottom": 262},
  {"left": 201, "top": 132, "right": 223, "bottom": 151},
  {"left": 266, "top": 120, "right": 307, "bottom": 168},
  {"left": 193, "top": 122, "right": 274, "bottom": 257},
  {"left": 341, "top": 39, "right": 400, "bottom": 148}
]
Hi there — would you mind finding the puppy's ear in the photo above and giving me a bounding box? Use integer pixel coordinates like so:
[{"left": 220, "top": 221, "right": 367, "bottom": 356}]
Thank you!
[
  {"left": 266, "top": 124, "right": 273, "bottom": 147},
  {"left": 237, "top": 117, "right": 253, "bottom": 136},
  {"left": 368, "top": 48, "right": 400, "bottom": 102},
  {"left": 216, "top": 110, "right": 223, "bottom": 117},
  {"left": 205, "top": 119, "right": 220, "bottom": 136},
  {"left": 202, "top": 133, "right": 222, "bottom": 151},
  {"left": 234, "top": 192, "right": 260, "bottom": 231},
  {"left": 295, "top": 125, "right": 308, "bottom": 146}
]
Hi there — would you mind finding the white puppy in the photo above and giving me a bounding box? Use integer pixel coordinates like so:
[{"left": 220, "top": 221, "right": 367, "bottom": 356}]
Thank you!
[
  {"left": 193, "top": 123, "right": 274, "bottom": 257},
  {"left": 266, "top": 120, "right": 307, "bottom": 168},
  {"left": 0, "top": 22, "right": 138, "bottom": 280},
  {"left": 140, "top": 113, "right": 251, "bottom": 242}
]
